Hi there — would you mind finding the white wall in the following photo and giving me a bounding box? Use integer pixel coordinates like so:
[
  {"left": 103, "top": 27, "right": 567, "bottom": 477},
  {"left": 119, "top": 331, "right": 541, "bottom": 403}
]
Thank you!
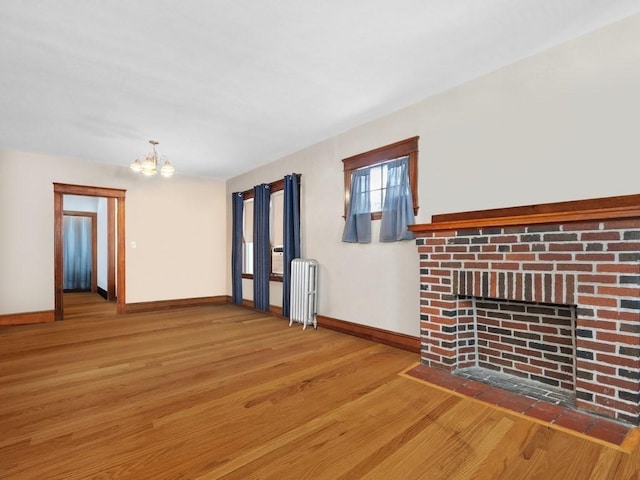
[
  {"left": 0, "top": 150, "right": 227, "bottom": 314},
  {"left": 64, "top": 195, "right": 99, "bottom": 212},
  {"left": 227, "top": 13, "right": 640, "bottom": 336}
]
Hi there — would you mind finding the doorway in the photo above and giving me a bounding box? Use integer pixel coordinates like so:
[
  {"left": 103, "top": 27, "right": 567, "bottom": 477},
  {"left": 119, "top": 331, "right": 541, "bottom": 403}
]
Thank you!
[
  {"left": 63, "top": 211, "right": 97, "bottom": 293},
  {"left": 54, "top": 183, "right": 126, "bottom": 320}
]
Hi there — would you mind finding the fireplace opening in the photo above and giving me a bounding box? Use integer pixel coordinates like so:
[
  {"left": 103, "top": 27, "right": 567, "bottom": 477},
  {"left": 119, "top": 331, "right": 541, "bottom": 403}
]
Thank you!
[{"left": 454, "top": 296, "right": 577, "bottom": 407}]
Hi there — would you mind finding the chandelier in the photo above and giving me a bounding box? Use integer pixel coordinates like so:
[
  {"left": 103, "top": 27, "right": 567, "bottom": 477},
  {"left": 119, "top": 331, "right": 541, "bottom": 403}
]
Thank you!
[{"left": 130, "top": 140, "right": 175, "bottom": 178}]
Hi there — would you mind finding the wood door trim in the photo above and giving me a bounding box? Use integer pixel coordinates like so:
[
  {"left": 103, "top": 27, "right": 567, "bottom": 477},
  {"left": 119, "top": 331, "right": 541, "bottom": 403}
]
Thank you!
[
  {"left": 54, "top": 192, "right": 63, "bottom": 319},
  {"left": 107, "top": 198, "right": 116, "bottom": 301},
  {"left": 54, "top": 183, "right": 126, "bottom": 320}
]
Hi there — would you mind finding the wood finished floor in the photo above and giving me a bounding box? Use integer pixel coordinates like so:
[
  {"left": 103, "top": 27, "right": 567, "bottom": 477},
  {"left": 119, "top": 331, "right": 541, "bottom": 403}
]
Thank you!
[{"left": 1, "top": 293, "right": 639, "bottom": 479}]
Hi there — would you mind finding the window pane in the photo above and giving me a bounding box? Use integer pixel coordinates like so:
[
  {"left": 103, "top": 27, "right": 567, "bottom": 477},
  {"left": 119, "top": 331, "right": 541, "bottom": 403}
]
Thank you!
[
  {"left": 363, "top": 164, "right": 388, "bottom": 213},
  {"left": 243, "top": 199, "right": 254, "bottom": 241},
  {"left": 271, "top": 191, "right": 284, "bottom": 248},
  {"left": 369, "top": 165, "right": 382, "bottom": 191},
  {"left": 353, "top": 189, "right": 370, "bottom": 213},
  {"left": 270, "top": 191, "right": 284, "bottom": 275},
  {"left": 244, "top": 242, "right": 254, "bottom": 274},
  {"left": 370, "top": 189, "right": 383, "bottom": 212},
  {"left": 243, "top": 199, "right": 254, "bottom": 274}
]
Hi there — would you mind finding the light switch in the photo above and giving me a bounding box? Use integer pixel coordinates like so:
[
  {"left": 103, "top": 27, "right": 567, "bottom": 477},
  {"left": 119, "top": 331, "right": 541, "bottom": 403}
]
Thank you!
[{"left": 130, "top": 241, "right": 137, "bottom": 249}]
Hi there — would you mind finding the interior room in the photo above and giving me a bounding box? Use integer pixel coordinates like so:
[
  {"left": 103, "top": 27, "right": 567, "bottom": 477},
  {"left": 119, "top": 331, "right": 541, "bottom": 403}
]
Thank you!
[{"left": 1, "top": 2, "right": 640, "bottom": 478}]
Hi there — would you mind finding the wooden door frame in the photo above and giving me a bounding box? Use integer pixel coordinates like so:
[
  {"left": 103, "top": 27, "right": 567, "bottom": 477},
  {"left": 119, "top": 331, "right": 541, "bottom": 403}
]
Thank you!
[
  {"left": 63, "top": 211, "right": 98, "bottom": 293},
  {"left": 107, "top": 197, "right": 116, "bottom": 301},
  {"left": 54, "top": 183, "right": 126, "bottom": 319}
]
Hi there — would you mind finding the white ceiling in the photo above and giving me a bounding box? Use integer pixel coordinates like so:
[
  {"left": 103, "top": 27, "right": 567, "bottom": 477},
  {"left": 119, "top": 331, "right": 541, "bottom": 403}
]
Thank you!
[{"left": 1, "top": 1, "right": 639, "bottom": 179}]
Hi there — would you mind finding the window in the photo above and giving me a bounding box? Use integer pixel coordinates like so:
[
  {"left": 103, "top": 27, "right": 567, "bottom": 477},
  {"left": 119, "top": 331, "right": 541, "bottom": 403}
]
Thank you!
[
  {"left": 242, "top": 198, "right": 254, "bottom": 274},
  {"left": 241, "top": 178, "right": 290, "bottom": 281},
  {"left": 343, "top": 136, "right": 419, "bottom": 220}
]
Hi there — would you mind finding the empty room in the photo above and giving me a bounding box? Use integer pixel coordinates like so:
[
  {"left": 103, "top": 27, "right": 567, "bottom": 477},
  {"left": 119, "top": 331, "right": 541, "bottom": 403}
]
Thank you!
[{"left": 1, "top": 1, "right": 640, "bottom": 479}]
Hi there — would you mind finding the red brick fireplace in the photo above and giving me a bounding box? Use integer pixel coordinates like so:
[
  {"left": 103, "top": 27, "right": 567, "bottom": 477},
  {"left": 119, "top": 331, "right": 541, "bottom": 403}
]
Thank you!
[{"left": 409, "top": 195, "right": 640, "bottom": 425}]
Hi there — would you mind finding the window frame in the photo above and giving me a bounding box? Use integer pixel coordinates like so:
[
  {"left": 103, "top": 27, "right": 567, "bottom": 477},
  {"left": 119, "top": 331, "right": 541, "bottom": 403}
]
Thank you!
[
  {"left": 342, "top": 136, "right": 419, "bottom": 220},
  {"left": 240, "top": 175, "right": 300, "bottom": 282}
]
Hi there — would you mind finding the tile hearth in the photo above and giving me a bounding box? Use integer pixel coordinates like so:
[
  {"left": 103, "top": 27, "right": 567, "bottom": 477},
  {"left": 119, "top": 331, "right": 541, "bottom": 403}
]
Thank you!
[
  {"left": 455, "top": 366, "right": 575, "bottom": 408},
  {"left": 403, "top": 363, "right": 637, "bottom": 450}
]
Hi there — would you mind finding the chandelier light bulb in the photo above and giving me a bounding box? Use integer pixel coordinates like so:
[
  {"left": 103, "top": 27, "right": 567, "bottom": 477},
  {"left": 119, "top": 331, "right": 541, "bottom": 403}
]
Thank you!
[
  {"left": 130, "top": 158, "right": 143, "bottom": 172},
  {"left": 141, "top": 155, "right": 157, "bottom": 175},
  {"left": 160, "top": 160, "right": 175, "bottom": 178}
]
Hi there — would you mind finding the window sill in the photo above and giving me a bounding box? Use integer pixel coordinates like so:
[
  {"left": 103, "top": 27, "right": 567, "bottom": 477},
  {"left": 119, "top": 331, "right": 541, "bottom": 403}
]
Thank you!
[
  {"left": 342, "top": 208, "right": 418, "bottom": 221},
  {"left": 242, "top": 273, "right": 284, "bottom": 283}
]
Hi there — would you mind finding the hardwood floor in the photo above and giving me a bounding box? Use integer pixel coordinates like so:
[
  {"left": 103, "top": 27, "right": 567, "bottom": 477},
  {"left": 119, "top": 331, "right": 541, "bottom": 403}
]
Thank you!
[
  {"left": 63, "top": 291, "right": 117, "bottom": 319},
  {"left": 1, "top": 294, "right": 639, "bottom": 479}
]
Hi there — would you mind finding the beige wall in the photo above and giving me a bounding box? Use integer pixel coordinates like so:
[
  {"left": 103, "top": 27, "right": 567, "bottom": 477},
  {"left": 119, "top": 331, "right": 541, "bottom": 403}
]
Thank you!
[
  {"left": 227, "top": 14, "right": 640, "bottom": 337},
  {"left": 0, "top": 149, "right": 227, "bottom": 315}
]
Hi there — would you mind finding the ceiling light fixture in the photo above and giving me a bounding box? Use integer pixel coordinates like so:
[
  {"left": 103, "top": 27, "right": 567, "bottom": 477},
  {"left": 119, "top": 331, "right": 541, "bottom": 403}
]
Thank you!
[{"left": 130, "top": 140, "right": 175, "bottom": 178}]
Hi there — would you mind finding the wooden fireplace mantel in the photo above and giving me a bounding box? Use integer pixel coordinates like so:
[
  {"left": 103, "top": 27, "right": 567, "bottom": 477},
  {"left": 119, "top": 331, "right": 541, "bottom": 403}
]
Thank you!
[{"left": 409, "top": 193, "right": 640, "bottom": 234}]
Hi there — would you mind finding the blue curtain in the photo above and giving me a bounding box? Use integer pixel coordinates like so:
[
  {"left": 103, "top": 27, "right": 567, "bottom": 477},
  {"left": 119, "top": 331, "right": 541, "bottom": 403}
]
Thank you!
[
  {"left": 380, "top": 157, "right": 415, "bottom": 242},
  {"left": 282, "top": 174, "right": 301, "bottom": 317},
  {"left": 63, "top": 215, "right": 92, "bottom": 290},
  {"left": 253, "top": 184, "right": 271, "bottom": 311},
  {"left": 231, "top": 191, "right": 244, "bottom": 304},
  {"left": 342, "top": 168, "right": 372, "bottom": 243}
]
